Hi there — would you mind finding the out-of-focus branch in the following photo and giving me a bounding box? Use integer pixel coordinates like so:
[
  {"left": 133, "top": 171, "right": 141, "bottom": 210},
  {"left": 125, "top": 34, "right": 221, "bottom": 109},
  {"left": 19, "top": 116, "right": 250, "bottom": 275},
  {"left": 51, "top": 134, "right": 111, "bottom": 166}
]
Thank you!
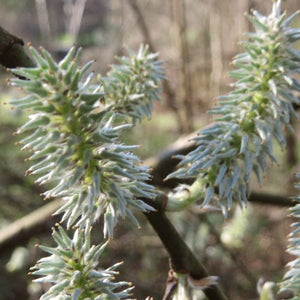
[
  {"left": 63, "top": 0, "right": 87, "bottom": 40},
  {"left": 35, "top": 0, "right": 51, "bottom": 44},
  {"left": 173, "top": 0, "right": 194, "bottom": 132},
  {"left": 0, "top": 199, "right": 61, "bottom": 255},
  {"left": 208, "top": 0, "right": 223, "bottom": 99},
  {"left": 126, "top": 0, "right": 187, "bottom": 133},
  {"left": 125, "top": 0, "right": 155, "bottom": 52}
]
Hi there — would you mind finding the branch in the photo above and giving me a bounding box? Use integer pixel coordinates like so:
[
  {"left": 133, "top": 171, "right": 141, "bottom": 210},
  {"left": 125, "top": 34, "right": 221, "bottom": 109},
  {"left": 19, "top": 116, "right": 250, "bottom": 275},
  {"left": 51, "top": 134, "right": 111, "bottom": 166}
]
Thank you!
[
  {"left": 173, "top": 0, "right": 194, "bottom": 132},
  {"left": 143, "top": 197, "right": 227, "bottom": 300},
  {"left": 0, "top": 130, "right": 292, "bottom": 254},
  {"left": 146, "top": 132, "right": 293, "bottom": 207},
  {"left": 0, "top": 199, "right": 61, "bottom": 255},
  {"left": 125, "top": 0, "right": 155, "bottom": 52},
  {"left": 145, "top": 132, "right": 196, "bottom": 188},
  {"left": 0, "top": 26, "right": 34, "bottom": 68}
]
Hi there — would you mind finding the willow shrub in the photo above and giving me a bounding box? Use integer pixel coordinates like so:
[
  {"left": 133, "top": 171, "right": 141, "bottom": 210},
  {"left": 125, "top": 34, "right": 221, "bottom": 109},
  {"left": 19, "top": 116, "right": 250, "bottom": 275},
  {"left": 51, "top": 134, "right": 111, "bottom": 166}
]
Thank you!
[{"left": 6, "top": 0, "right": 300, "bottom": 299}]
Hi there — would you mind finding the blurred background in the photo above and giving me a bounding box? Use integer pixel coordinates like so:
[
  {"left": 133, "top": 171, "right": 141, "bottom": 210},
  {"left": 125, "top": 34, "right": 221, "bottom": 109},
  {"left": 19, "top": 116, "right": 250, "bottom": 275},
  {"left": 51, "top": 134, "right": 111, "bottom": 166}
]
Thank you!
[{"left": 0, "top": 0, "right": 299, "bottom": 299}]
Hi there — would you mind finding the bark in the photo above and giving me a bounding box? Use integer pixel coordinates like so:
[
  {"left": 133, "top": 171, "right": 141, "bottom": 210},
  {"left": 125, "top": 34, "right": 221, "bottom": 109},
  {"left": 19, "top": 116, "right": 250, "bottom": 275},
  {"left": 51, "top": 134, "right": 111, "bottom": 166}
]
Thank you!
[
  {"left": 144, "top": 199, "right": 228, "bottom": 300},
  {"left": 286, "top": 119, "right": 297, "bottom": 168},
  {"left": 0, "top": 26, "right": 34, "bottom": 68}
]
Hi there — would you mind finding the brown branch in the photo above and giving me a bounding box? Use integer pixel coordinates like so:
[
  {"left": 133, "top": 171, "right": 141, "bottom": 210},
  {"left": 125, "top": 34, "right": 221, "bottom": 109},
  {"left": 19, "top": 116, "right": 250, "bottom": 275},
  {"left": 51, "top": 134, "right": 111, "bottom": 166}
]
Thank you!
[
  {"left": 145, "top": 132, "right": 293, "bottom": 207},
  {"left": 143, "top": 196, "right": 227, "bottom": 300},
  {"left": 145, "top": 132, "right": 196, "bottom": 188},
  {"left": 249, "top": 191, "right": 292, "bottom": 206},
  {"left": 0, "top": 199, "right": 61, "bottom": 256},
  {"left": 0, "top": 26, "right": 34, "bottom": 68}
]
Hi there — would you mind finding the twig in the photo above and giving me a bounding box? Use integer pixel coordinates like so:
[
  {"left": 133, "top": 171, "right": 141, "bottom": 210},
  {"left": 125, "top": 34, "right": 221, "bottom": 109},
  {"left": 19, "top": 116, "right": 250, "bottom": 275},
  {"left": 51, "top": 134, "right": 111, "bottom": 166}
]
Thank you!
[
  {"left": 0, "top": 26, "right": 34, "bottom": 68},
  {"left": 144, "top": 197, "right": 228, "bottom": 300}
]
